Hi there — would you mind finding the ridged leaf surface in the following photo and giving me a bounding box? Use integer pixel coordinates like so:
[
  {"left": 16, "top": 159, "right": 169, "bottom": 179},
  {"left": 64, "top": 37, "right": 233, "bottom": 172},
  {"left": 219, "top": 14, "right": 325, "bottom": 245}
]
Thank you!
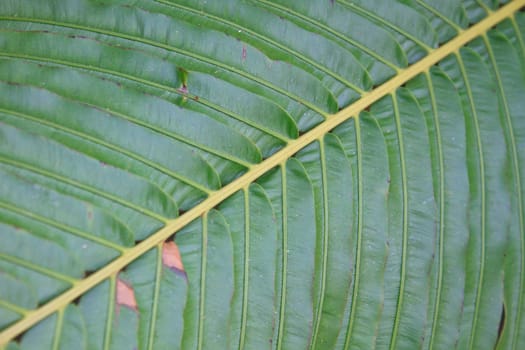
[{"left": 0, "top": 1, "right": 524, "bottom": 349}]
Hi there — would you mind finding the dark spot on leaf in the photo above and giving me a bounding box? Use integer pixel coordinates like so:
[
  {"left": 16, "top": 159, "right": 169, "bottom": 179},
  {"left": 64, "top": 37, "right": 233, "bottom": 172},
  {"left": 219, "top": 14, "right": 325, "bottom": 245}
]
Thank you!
[
  {"left": 87, "top": 208, "right": 93, "bottom": 221},
  {"left": 498, "top": 304, "right": 506, "bottom": 341},
  {"left": 13, "top": 332, "right": 23, "bottom": 343},
  {"left": 193, "top": 95, "right": 199, "bottom": 101},
  {"left": 68, "top": 34, "right": 76, "bottom": 39},
  {"left": 242, "top": 45, "right": 247, "bottom": 61},
  {"left": 83, "top": 268, "right": 95, "bottom": 279},
  {"left": 72, "top": 294, "right": 82, "bottom": 305}
]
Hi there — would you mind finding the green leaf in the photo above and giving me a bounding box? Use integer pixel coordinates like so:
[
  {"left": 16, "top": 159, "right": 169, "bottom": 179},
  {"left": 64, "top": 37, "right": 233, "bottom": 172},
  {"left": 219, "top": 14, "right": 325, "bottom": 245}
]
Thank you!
[{"left": 0, "top": 1, "right": 524, "bottom": 350}]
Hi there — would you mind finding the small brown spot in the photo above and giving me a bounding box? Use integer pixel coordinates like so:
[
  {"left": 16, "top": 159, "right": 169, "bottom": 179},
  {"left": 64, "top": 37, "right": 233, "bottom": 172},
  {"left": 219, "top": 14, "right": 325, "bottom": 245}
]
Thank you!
[
  {"left": 242, "top": 45, "right": 247, "bottom": 61},
  {"left": 87, "top": 209, "right": 93, "bottom": 221},
  {"left": 193, "top": 96, "right": 199, "bottom": 101},
  {"left": 162, "top": 241, "right": 185, "bottom": 273},
  {"left": 116, "top": 278, "right": 137, "bottom": 311}
]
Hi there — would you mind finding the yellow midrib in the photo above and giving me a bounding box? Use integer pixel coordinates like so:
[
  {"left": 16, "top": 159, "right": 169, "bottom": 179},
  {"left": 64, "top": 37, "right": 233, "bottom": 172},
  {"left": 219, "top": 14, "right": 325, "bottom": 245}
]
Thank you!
[{"left": 1, "top": 0, "right": 523, "bottom": 344}]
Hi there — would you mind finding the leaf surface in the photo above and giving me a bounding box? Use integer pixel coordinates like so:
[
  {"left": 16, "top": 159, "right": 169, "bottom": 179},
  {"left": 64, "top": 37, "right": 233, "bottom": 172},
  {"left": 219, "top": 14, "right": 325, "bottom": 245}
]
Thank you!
[{"left": 0, "top": 1, "right": 524, "bottom": 349}]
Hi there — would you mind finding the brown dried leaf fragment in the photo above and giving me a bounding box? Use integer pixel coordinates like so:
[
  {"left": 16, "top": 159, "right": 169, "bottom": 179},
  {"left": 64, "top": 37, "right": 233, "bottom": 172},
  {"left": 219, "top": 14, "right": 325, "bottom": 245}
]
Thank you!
[
  {"left": 162, "top": 241, "right": 185, "bottom": 273},
  {"left": 116, "top": 278, "right": 137, "bottom": 312}
]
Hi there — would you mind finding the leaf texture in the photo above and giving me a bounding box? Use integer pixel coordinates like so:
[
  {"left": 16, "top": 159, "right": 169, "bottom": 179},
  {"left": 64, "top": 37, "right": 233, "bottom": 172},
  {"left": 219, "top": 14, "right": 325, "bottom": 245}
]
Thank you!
[{"left": 0, "top": 0, "right": 524, "bottom": 349}]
